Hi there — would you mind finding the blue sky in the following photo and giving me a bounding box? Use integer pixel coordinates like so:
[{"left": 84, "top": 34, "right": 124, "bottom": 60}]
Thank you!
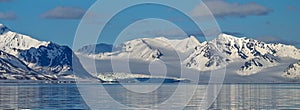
[{"left": 0, "top": 0, "right": 300, "bottom": 49}]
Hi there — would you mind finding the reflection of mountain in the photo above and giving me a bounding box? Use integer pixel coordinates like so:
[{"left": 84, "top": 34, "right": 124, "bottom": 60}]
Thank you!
[
  {"left": 0, "top": 85, "right": 88, "bottom": 109},
  {"left": 186, "top": 85, "right": 299, "bottom": 109}
]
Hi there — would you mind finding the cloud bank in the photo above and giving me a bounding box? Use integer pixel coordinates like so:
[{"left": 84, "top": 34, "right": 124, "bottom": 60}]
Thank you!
[
  {"left": 0, "top": 0, "right": 13, "bottom": 2},
  {"left": 192, "top": 0, "right": 272, "bottom": 18},
  {"left": 41, "top": 6, "right": 86, "bottom": 19},
  {"left": 0, "top": 12, "right": 16, "bottom": 20}
]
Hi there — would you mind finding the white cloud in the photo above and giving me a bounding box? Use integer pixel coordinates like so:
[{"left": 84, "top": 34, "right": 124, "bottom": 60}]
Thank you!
[
  {"left": 0, "top": 12, "right": 16, "bottom": 20},
  {"left": 0, "top": 0, "right": 13, "bottom": 2},
  {"left": 41, "top": 6, "right": 86, "bottom": 19},
  {"left": 192, "top": 0, "right": 272, "bottom": 18},
  {"left": 255, "top": 36, "right": 300, "bottom": 46}
]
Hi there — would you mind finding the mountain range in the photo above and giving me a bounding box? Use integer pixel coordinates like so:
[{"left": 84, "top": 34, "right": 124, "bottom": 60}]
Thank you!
[
  {"left": 76, "top": 33, "right": 300, "bottom": 82},
  {"left": 1, "top": 23, "right": 300, "bottom": 82}
]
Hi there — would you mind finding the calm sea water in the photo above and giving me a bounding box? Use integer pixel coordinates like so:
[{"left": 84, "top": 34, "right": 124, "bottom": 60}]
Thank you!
[{"left": 0, "top": 83, "right": 299, "bottom": 109}]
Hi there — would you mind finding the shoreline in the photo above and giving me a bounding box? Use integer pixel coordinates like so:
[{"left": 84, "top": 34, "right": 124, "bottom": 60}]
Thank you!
[{"left": 1, "top": 80, "right": 300, "bottom": 85}]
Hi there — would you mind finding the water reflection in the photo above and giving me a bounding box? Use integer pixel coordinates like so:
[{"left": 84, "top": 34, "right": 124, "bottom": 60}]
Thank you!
[
  {"left": 186, "top": 84, "right": 300, "bottom": 110},
  {"left": 0, "top": 84, "right": 88, "bottom": 109},
  {"left": 0, "top": 84, "right": 300, "bottom": 109}
]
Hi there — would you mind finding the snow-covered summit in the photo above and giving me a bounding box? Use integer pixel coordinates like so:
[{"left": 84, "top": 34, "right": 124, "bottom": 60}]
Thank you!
[
  {"left": 185, "top": 42, "right": 227, "bottom": 71},
  {"left": 0, "top": 24, "right": 50, "bottom": 55},
  {"left": 139, "top": 36, "right": 200, "bottom": 52},
  {"left": 212, "top": 33, "right": 300, "bottom": 60},
  {"left": 211, "top": 33, "right": 271, "bottom": 60},
  {"left": 0, "top": 24, "right": 10, "bottom": 34}
]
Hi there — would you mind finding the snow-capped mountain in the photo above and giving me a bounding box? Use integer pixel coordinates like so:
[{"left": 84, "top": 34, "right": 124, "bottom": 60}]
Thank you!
[
  {"left": 184, "top": 42, "right": 228, "bottom": 71},
  {"left": 76, "top": 36, "right": 200, "bottom": 60},
  {"left": 78, "top": 33, "right": 300, "bottom": 80},
  {"left": 77, "top": 43, "right": 113, "bottom": 55},
  {"left": 2, "top": 22, "right": 300, "bottom": 82},
  {"left": 77, "top": 39, "right": 162, "bottom": 60},
  {"left": 211, "top": 34, "right": 300, "bottom": 60},
  {"left": 0, "top": 24, "right": 73, "bottom": 76},
  {"left": 0, "top": 25, "right": 50, "bottom": 56},
  {"left": 0, "top": 50, "right": 55, "bottom": 80},
  {"left": 185, "top": 34, "right": 300, "bottom": 74}
]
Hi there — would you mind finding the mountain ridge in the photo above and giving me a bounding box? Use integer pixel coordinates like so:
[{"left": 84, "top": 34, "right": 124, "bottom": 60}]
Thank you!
[{"left": 76, "top": 33, "right": 300, "bottom": 80}]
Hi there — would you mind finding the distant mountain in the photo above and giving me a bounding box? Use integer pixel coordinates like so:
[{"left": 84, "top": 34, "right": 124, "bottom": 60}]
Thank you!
[
  {"left": 77, "top": 43, "right": 113, "bottom": 55},
  {"left": 76, "top": 36, "right": 200, "bottom": 60},
  {"left": 185, "top": 34, "right": 300, "bottom": 74},
  {"left": 77, "top": 34, "right": 300, "bottom": 80},
  {"left": 0, "top": 23, "right": 73, "bottom": 79}
]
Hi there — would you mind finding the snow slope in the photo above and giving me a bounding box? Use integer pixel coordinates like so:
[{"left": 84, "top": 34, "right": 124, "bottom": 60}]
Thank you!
[
  {"left": 238, "top": 54, "right": 280, "bottom": 75},
  {"left": 0, "top": 24, "right": 50, "bottom": 56},
  {"left": 76, "top": 36, "right": 200, "bottom": 60},
  {"left": 184, "top": 42, "right": 228, "bottom": 71}
]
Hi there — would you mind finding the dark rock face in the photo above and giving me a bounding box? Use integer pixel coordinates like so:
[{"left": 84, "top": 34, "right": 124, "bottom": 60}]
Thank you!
[
  {"left": 0, "top": 50, "right": 55, "bottom": 80},
  {"left": 19, "top": 42, "right": 73, "bottom": 74}
]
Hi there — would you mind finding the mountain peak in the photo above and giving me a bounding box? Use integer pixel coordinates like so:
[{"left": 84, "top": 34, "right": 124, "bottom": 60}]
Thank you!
[
  {"left": 0, "top": 23, "right": 50, "bottom": 55},
  {"left": 0, "top": 23, "right": 5, "bottom": 28},
  {"left": 188, "top": 35, "right": 200, "bottom": 44},
  {"left": 0, "top": 23, "right": 9, "bottom": 34},
  {"left": 216, "top": 33, "right": 244, "bottom": 40}
]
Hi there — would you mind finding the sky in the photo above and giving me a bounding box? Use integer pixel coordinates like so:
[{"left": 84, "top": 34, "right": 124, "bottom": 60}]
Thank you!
[{"left": 0, "top": 0, "right": 300, "bottom": 49}]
